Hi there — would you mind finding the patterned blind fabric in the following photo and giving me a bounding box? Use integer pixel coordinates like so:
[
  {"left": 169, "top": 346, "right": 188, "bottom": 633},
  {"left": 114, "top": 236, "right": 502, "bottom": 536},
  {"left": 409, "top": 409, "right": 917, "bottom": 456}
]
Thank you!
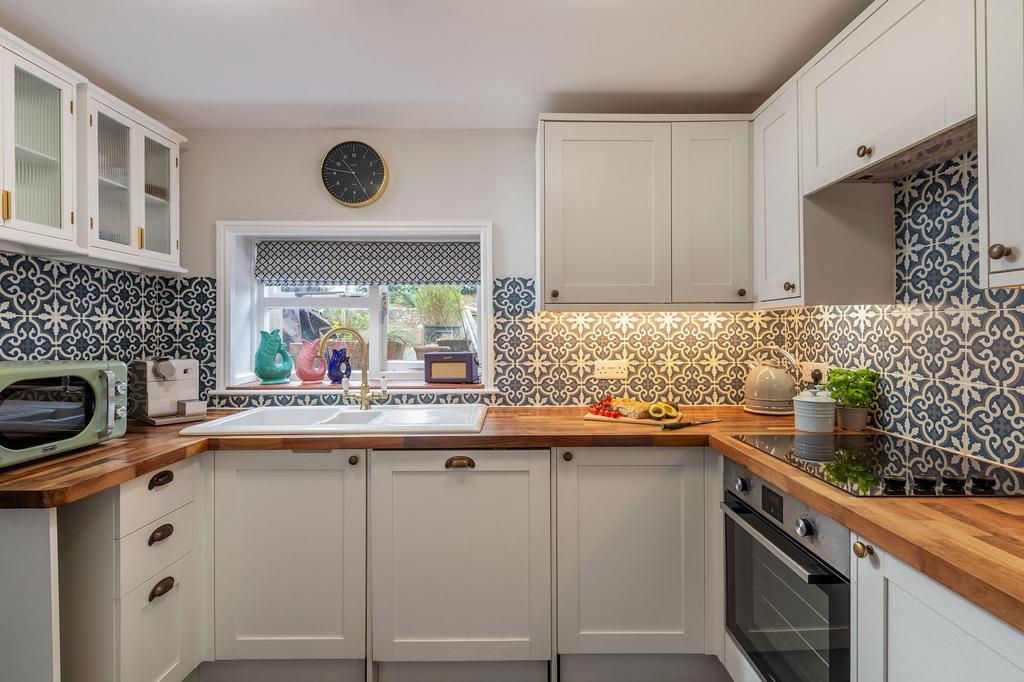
[{"left": 253, "top": 240, "right": 481, "bottom": 286}]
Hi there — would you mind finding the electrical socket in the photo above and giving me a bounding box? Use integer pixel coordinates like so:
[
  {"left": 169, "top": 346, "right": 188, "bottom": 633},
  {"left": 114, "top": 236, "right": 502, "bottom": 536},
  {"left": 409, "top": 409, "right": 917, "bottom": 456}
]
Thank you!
[
  {"left": 594, "top": 359, "right": 629, "bottom": 380},
  {"left": 801, "top": 362, "right": 829, "bottom": 385}
]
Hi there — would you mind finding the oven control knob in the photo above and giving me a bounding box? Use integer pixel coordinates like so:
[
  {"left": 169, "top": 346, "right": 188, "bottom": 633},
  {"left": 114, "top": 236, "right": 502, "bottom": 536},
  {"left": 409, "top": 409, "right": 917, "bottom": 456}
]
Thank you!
[
  {"left": 733, "top": 477, "right": 751, "bottom": 493},
  {"left": 115, "top": 381, "right": 128, "bottom": 396},
  {"left": 795, "top": 518, "right": 814, "bottom": 538},
  {"left": 114, "top": 406, "right": 128, "bottom": 420}
]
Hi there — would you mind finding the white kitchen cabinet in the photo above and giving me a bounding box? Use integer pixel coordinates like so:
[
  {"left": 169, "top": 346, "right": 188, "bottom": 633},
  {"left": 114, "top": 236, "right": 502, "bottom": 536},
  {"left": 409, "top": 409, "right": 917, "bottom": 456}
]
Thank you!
[
  {"left": 214, "top": 450, "right": 365, "bottom": 660},
  {"left": 78, "top": 84, "right": 186, "bottom": 273},
  {"left": 854, "top": 537, "right": 1024, "bottom": 681},
  {"left": 58, "top": 460, "right": 199, "bottom": 682},
  {"left": 120, "top": 554, "right": 196, "bottom": 682},
  {"left": 371, "top": 449, "right": 551, "bottom": 662},
  {"left": 671, "top": 122, "right": 750, "bottom": 303},
  {"left": 799, "top": 0, "right": 976, "bottom": 194},
  {"left": 979, "top": 0, "right": 1024, "bottom": 287},
  {"left": 0, "top": 37, "right": 80, "bottom": 254},
  {"left": 556, "top": 447, "right": 705, "bottom": 654},
  {"left": 752, "top": 82, "right": 801, "bottom": 303},
  {"left": 541, "top": 121, "right": 672, "bottom": 305}
]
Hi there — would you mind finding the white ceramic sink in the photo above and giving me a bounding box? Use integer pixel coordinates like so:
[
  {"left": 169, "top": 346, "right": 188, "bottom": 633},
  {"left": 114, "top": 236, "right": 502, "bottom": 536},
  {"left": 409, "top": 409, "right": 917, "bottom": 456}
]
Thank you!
[{"left": 179, "top": 404, "right": 488, "bottom": 435}]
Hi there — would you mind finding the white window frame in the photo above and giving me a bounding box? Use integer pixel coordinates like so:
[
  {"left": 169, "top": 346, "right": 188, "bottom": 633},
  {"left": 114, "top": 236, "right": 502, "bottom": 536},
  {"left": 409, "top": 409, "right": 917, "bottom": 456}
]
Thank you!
[{"left": 215, "top": 221, "right": 494, "bottom": 392}]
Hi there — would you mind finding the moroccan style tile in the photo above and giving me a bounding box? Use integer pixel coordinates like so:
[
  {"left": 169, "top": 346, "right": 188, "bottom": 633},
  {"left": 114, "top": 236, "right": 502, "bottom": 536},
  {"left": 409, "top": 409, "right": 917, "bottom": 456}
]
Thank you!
[{"left": 493, "top": 277, "right": 536, "bottom": 317}]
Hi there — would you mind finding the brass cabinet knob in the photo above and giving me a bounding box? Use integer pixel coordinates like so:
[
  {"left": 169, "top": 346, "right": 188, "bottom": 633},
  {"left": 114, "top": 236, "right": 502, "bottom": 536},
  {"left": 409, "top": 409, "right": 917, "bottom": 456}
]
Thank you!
[
  {"left": 783, "top": 281, "right": 796, "bottom": 292},
  {"left": 737, "top": 288, "right": 747, "bottom": 297},
  {"left": 348, "top": 455, "right": 359, "bottom": 466},
  {"left": 562, "top": 451, "right": 574, "bottom": 462},
  {"left": 853, "top": 541, "right": 875, "bottom": 559},
  {"left": 856, "top": 144, "right": 874, "bottom": 158},
  {"left": 550, "top": 289, "right": 559, "bottom": 298},
  {"left": 989, "top": 243, "right": 1014, "bottom": 260}
]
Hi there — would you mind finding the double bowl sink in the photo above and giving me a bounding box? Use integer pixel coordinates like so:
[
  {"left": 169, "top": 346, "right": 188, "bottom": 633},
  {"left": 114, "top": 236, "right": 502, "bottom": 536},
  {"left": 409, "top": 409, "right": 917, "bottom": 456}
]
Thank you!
[{"left": 179, "top": 404, "right": 489, "bottom": 436}]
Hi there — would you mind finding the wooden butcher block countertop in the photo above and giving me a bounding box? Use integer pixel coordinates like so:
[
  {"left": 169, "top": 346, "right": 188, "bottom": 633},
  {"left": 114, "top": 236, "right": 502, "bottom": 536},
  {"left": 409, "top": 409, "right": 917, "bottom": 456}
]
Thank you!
[{"left": 1, "top": 405, "right": 1023, "bottom": 634}]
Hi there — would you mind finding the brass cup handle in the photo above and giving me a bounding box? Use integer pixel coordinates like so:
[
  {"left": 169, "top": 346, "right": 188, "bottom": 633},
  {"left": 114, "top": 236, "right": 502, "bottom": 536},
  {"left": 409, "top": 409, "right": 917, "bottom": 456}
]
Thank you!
[
  {"left": 550, "top": 289, "right": 559, "bottom": 299},
  {"left": 445, "top": 455, "right": 476, "bottom": 469},
  {"left": 148, "top": 523, "right": 174, "bottom": 546},
  {"left": 856, "top": 144, "right": 874, "bottom": 158},
  {"left": 148, "top": 576, "right": 175, "bottom": 602},
  {"left": 853, "top": 541, "right": 875, "bottom": 559},
  {"left": 148, "top": 470, "right": 174, "bottom": 490},
  {"left": 783, "top": 281, "right": 796, "bottom": 292},
  {"left": 989, "top": 243, "right": 1014, "bottom": 260}
]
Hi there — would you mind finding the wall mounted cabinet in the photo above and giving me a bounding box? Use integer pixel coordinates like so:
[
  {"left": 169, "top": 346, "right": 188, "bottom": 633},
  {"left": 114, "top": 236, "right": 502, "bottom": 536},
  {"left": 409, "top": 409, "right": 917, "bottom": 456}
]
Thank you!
[
  {"left": 556, "top": 447, "right": 705, "bottom": 655},
  {"left": 78, "top": 85, "right": 186, "bottom": 273},
  {"left": 371, "top": 449, "right": 551, "bottom": 662},
  {"left": 799, "top": 0, "right": 976, "bottom": 194},
  {"left": 979, "top": 0, "right": 1024, "bottom": 288},
  {"left": 213, "top": 450, "right": 365, "bottom": 660},
  {"left": 538, "top": 115, "right": 750, "bottom": 309},
  {"left": 0, "top": 34, "right": 80, "bottom": 256}
]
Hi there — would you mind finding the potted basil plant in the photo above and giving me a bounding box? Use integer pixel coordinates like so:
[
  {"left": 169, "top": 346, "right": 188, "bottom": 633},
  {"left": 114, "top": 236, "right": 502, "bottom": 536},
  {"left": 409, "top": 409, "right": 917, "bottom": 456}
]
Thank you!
[{"left": 824, "top": 368, "right": 879, "bottom": 431}]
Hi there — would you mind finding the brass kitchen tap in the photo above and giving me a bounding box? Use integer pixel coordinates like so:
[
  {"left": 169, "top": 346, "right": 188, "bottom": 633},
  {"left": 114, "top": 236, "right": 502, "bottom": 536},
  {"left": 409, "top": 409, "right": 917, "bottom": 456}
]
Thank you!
[{"left": 318, "top": 325, "right": 388, "bottom": 410}]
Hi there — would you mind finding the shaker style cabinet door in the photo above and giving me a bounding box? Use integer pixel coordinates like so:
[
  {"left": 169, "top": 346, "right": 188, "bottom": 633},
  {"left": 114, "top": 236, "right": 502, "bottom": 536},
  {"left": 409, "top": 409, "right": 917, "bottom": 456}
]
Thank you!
[
  {"left": 214, "top": 450, "right": 366, "bottom": 660},
  {"left": 671, "top": 121, "right": 750, "bottom": 303},
  {"left": 119, "top": 553, "right": 196, "bottom": 682},
  {"left": 753, "top": 83, "right": 802, "bottom": 304},
  {"left": 371, "top": 449, "right": 551, "bottom": 661},
  {"left": 981, "top": 0, "right": 1024, "bottom": 285},
  {"left": 0, "top": 49, "right": 75, "bottom": 241},
  {"left": 542, "top": 122, "right": 672, "bottom": 304},
  {"left": 854, "top": 537, "right": 1024, "bottom": 682},
  {"left": 556, "top": 447, "right": 705, "bottom": 654},
  {"left": 799, "top": 0, "right": 975, "bottom": 194}
]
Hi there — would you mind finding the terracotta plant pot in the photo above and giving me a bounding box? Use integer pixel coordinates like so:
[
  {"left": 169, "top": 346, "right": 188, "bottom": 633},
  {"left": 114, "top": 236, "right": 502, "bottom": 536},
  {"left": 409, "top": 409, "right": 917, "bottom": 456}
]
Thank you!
[
  {"left": 387, "top": 340, "right": 406, "bottom": 360},
  {"left": 837, "top": 406, "right": 871, "bottom": 431}
]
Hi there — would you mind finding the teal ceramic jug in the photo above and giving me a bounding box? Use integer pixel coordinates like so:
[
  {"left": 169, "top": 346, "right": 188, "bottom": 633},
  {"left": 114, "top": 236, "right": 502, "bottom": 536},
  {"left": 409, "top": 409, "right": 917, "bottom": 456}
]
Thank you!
[{"left": 254, "top": 329, "right": 294, "bottom": 384}]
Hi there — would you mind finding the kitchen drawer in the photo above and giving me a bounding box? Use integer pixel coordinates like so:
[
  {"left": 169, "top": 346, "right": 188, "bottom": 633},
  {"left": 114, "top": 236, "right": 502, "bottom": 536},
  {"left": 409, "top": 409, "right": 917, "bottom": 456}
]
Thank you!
[
  {"left": 118, "top": 503, "right": 195, "bottom": 597},
  {"left": 119, "top": 459, "right": 195, "bottom": 538},
  {"left": 119, "top": 552, "right": 196, "bottom": 682}
]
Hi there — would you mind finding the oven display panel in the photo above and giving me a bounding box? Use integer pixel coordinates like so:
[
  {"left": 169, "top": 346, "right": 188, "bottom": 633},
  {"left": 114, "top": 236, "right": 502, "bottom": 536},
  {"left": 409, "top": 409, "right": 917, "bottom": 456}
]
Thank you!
[{"left": 761, "top": 487, "right": 784, "bottom": 523}]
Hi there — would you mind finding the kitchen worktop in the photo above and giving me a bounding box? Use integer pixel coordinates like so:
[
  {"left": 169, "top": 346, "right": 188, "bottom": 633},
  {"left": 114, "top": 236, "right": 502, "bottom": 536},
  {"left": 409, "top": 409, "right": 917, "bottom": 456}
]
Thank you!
[{"left": 2, "top": 405, "right": 1023, "bottom": 635}]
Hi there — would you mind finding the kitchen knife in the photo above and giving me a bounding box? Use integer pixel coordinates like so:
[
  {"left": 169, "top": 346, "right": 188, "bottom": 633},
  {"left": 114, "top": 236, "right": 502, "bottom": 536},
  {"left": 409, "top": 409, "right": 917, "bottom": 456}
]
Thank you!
[{"left": 662, "top": 419, "right": 722, "bottom": 431}]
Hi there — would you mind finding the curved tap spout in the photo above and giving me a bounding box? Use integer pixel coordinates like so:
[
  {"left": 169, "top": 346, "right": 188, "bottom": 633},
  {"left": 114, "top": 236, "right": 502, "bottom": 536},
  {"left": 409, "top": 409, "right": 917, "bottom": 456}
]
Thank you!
[{"left": 317, "top": 324, "right": 387, "bottom": 410}]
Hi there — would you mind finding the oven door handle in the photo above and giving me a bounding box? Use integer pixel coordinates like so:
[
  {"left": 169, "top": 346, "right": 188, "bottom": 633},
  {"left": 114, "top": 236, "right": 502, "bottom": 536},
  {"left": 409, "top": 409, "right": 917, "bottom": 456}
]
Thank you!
[{"left": 721, "top": 499, "right": 842, "bottom": 585}]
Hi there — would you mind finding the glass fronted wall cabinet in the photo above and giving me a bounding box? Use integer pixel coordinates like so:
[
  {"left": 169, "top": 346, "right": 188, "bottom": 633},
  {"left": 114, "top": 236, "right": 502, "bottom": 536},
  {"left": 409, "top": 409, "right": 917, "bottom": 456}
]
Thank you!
[
  {"left": 77, "top": 84, "right": 186, "bottom": 272},
  {"left": 0, "top": 38, "right": 80, "bottom": 252}
]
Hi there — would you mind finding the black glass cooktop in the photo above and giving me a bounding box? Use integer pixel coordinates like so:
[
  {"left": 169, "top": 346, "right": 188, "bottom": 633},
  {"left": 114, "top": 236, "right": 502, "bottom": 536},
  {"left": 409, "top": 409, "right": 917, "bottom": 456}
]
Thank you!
[{"left": 732, "top": 433, "right": 1024, "bottom": 497}]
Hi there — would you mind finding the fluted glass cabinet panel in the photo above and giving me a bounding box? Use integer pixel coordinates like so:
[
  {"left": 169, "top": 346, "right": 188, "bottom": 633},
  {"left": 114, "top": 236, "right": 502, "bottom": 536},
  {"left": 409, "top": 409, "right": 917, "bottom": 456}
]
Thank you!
[
  {"left": 96, "top": 111, "right": 131, "bottom": 247},
  {"left": 13, "top": 65, "right": 61, "bottom": 229},
  {"left": 143, "top": 135, "right": 171, "bottom": 255}
]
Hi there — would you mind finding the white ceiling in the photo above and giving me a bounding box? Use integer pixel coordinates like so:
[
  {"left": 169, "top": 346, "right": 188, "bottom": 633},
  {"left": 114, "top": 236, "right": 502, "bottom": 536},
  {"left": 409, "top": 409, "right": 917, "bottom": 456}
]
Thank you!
[{"left": 0, "top": 0, "right": 872, "bottom": 130}]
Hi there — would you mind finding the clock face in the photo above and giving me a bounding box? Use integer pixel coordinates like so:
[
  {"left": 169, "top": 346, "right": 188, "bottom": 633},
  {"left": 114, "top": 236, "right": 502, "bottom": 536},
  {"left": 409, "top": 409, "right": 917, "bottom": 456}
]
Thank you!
[{"left": 321, "top": 141, "right": 388, "bottom": 206}]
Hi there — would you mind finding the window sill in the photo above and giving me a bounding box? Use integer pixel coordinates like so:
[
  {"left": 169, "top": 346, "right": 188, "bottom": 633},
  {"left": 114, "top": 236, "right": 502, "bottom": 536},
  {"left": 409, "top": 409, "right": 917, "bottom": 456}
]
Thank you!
[{"left": 222, "top": 379, "right": 490, "bottom": 392}]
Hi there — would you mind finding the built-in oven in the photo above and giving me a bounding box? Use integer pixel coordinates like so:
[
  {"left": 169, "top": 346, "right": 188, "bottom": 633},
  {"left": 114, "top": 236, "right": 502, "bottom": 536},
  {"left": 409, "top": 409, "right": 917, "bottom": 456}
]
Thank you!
[{"left": 723, "top": 459, "right": 851, "bottom": 682}]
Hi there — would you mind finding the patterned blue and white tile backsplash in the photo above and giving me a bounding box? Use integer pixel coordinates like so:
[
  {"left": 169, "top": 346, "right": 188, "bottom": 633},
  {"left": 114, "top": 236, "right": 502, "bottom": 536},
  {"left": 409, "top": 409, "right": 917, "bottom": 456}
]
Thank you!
[{"left": 1, "top": 150, "right": 1022, "bottom": 465}]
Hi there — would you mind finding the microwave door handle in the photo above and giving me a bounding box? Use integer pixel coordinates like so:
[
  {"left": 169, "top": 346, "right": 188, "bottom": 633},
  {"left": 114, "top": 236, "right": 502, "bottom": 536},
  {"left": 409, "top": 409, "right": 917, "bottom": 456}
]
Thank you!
[
  {"left": 102, "top": 370, "right": 115, "bottom": 437},
  {"left": 720, "top": 500, "right": 839, "bottom": 585}
]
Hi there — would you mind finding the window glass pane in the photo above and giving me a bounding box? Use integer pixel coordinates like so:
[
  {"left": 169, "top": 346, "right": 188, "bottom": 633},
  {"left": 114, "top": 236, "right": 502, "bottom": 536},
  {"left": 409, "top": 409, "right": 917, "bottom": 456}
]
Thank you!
[
  {"left": 266, "top": 284, "right": 369, "bottom": 298},
  {"left": 385, "top": 284, "right": 480, "bottom": 364},
  {"left": 266, "top": 307, "right": 369, "bottom": 372}
]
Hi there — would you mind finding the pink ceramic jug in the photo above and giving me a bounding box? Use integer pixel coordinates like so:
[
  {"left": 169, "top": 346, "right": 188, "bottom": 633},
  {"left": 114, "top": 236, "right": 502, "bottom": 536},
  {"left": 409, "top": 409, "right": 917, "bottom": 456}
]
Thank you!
[{"left": 295, "top": 339, "right": 327, "bottom": 383}]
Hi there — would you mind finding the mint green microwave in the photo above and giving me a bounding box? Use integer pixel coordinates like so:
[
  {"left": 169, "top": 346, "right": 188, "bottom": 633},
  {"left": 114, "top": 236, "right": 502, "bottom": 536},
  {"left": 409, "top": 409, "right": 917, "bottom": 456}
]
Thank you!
[{"left": 0, "top": 361, "right": 128, "bottom": 469}]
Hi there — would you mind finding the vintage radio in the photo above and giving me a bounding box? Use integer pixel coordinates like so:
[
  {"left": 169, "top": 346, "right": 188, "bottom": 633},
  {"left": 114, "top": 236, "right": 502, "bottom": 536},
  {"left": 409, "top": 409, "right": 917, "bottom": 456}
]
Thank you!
[{"left": 423, "top": 352, "right": 479, "bottom": 384}]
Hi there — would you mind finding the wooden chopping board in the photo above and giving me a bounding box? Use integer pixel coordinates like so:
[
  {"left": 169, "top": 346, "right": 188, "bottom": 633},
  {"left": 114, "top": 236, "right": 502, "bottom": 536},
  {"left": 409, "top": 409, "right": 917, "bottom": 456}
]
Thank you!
[{"left": 583, "top": 413, "right": 676, "bottom": 427}]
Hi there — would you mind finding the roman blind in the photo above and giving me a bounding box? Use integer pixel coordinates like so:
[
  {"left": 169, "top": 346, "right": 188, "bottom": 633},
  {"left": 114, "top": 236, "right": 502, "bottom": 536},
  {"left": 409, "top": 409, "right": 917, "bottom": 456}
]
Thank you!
[{"left": 253, "top": 240, "right": 481, "bottom": 286}]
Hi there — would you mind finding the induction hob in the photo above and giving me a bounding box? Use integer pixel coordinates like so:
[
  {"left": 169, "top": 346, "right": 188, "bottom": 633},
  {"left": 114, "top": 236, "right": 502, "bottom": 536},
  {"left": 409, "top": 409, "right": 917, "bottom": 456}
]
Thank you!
[{"left": 732, "top": 432, "right": 1024, "bottom": 497}]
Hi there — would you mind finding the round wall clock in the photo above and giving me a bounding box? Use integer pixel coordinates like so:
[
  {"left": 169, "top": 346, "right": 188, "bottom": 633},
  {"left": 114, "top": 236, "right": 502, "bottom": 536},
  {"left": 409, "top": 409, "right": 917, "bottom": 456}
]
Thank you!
[{"left": 321, "top": 141, "right": 389, "bottom": 207}]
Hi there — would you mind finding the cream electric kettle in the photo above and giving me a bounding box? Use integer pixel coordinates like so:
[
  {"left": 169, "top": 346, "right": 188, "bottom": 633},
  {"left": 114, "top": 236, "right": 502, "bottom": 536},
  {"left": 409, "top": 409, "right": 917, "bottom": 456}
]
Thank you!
[{"left": 743, "top": 345, "right": 799, "bottom": 415}]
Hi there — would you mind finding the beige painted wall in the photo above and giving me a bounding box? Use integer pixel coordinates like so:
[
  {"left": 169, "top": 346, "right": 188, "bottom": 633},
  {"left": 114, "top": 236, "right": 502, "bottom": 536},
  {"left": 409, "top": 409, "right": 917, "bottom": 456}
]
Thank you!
[{"left": 178, "top": 128, "right": 536, "bottom": 278}]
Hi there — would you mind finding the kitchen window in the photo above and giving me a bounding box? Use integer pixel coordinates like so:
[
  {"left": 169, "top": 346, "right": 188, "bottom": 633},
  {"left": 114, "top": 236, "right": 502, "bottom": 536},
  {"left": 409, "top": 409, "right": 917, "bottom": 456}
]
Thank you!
[{"left": 217, "top": 222, "right": 494, "bottom": 392}]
